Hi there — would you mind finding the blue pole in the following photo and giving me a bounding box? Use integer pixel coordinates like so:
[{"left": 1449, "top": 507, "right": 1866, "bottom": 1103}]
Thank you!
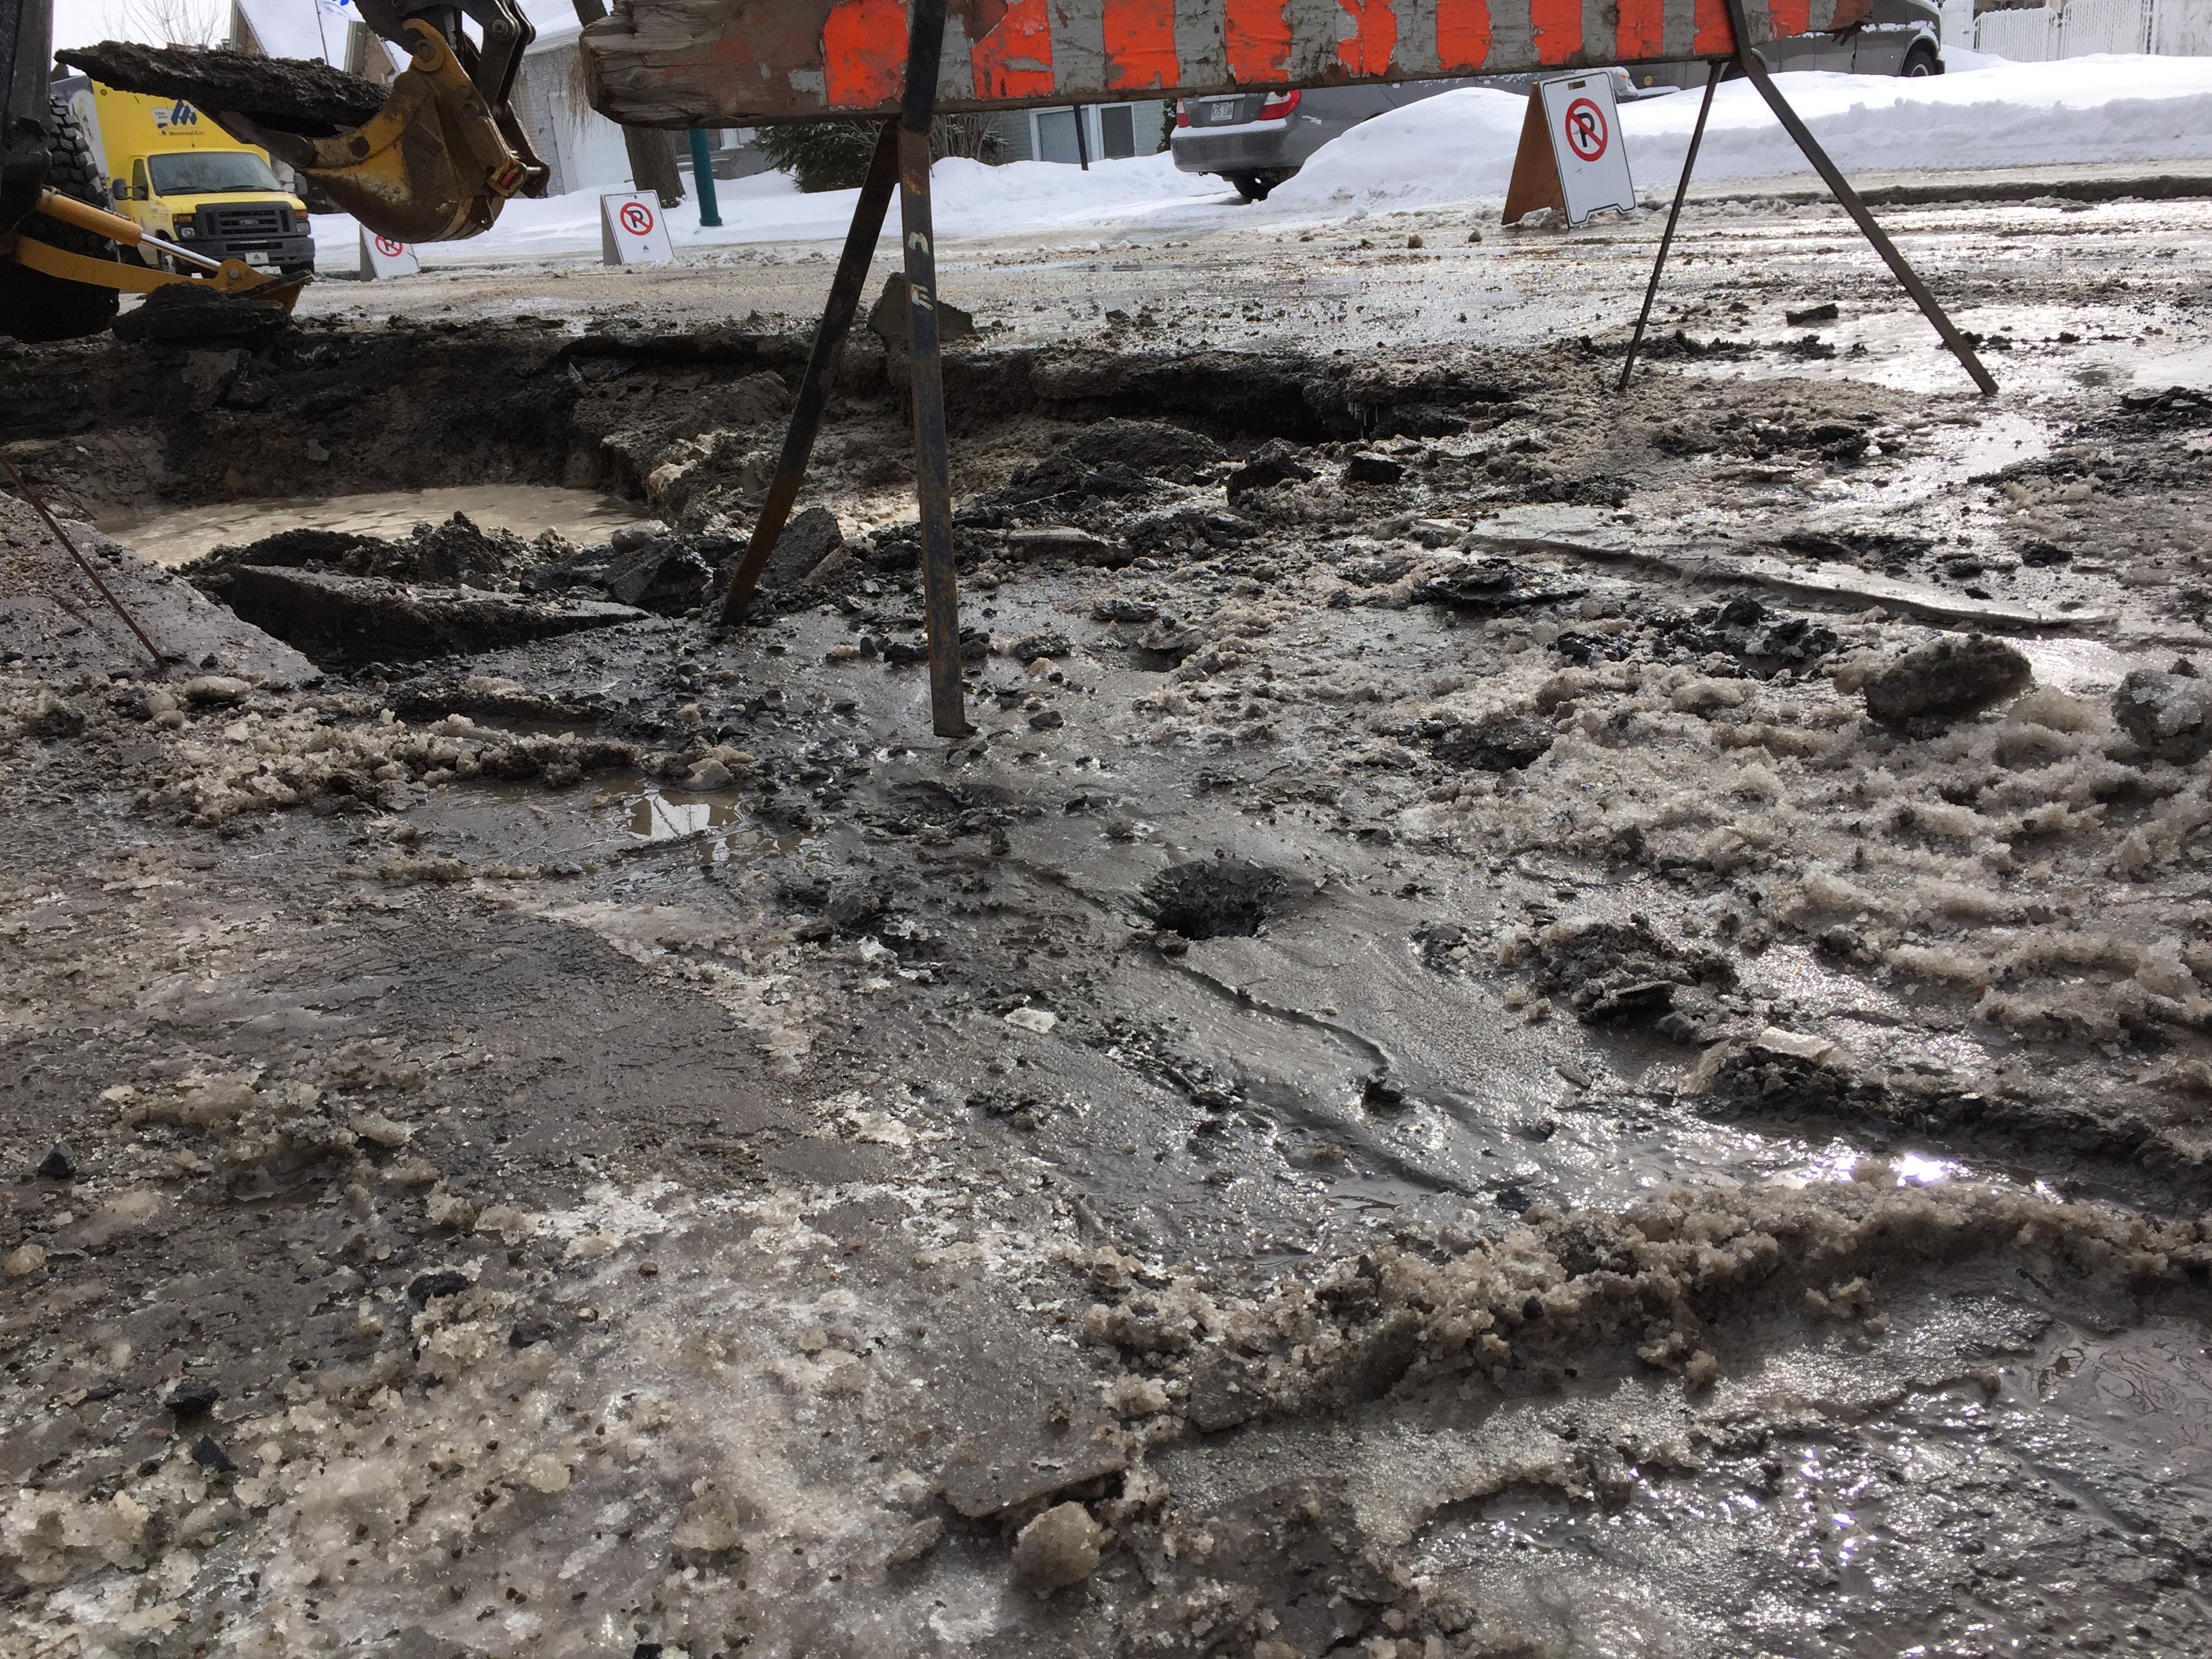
[{"left": 687, "top": 130, "right": 723, "bottom": 228}]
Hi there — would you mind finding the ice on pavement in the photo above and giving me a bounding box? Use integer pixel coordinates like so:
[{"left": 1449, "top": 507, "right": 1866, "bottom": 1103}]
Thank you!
[{"left": 311, "top": 52, "right": 2212, "bottom": 266}]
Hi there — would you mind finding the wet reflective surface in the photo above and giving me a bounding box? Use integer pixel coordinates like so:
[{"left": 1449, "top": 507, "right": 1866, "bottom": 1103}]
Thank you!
[{"left": 100, "top": 484, "right": 640, "bottom": 568}]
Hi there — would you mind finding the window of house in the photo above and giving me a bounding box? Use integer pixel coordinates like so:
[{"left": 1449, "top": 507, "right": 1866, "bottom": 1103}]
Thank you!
[
  {"left": 1101, "top": 104, "right": 1135, "bottom": 160},
  {"left": 1030, "top": 104, "right": 1143, "bottom": 165},
  {"left": 1033, "top": 108, "right": 1081, "bottom": 165}
]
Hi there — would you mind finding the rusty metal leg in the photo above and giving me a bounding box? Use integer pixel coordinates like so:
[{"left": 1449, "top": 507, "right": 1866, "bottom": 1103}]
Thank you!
[
  {"left": 1724, "top": 0, "right": 1996, "bottom": 396},
  {"left": 716, "top": 121, "right": 900, "bottom": 625},
  {"left": 0, "top": 452, "right": 163, "bottom": 664},
  {"left": 1618, "top": 60, "right": 1722, "bottom": 396},
  {"left": 899, "top": 0, "right": 970, "bottom": 738}
]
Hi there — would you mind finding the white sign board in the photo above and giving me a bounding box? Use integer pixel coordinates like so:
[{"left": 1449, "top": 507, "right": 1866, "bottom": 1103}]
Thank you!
[
  {"left": 600, "top": 192, "right": 674, "bottom": 266},
  {"left": 359, "top": 228, "right": 419, "bottom": 279},
  {"left": 1538, "top": 74, "right": 1636, "bottom": 227}
]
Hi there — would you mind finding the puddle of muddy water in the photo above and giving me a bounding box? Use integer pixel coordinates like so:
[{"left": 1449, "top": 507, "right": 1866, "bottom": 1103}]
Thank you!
[
  {"left": 100, "top": 484, "right": 642, "bottom": 567},
  {"left": 609, "top": 783, "right": 810, "bottom": 859}
]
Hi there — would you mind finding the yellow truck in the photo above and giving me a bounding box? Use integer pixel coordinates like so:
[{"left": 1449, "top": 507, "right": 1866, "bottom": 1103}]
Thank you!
[{"left": 58, "top": 75, "right": 316, "bottom": 279}]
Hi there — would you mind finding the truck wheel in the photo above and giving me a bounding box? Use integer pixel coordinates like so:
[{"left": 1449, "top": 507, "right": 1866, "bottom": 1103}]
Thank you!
[
  {"left": 0, "top": 96, "right": 123, "bottom": 344},
  {"left": 1901, "top": 40, "right": 1942, "bottom": 76}
]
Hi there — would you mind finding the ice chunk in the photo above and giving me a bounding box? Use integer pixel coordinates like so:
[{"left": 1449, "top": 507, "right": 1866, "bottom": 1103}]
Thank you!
[
  {"left": 524, "top": 1454, "right": 571, "bottom": 1494},
  {"left": 1010, "top": 1502, "right": 1102, "bottom": 1590}
]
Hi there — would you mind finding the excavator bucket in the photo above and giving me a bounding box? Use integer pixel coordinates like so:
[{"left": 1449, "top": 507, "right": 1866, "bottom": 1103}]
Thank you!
[{"left": 207, "top": 22, "right": 547, "bottom": 244}]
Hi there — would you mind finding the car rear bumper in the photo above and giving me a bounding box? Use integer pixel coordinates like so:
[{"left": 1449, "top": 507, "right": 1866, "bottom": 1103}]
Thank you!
[{"left": 1169, "top": 124, "right": 1296, "bottom": 176}]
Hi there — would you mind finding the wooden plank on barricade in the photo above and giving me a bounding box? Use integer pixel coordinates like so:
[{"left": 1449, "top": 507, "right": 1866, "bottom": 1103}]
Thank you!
[
  {"left": 1500, "top": 87, "right": 1565, "bottom": 227},
  {"left": 579, "top": 0, "right": 1872, "bottom": 127}
]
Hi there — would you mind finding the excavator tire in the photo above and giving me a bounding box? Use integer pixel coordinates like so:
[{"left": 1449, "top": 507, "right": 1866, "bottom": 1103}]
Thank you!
[{"left": 0, "top": 96, "right": 123, "bottom": 343}]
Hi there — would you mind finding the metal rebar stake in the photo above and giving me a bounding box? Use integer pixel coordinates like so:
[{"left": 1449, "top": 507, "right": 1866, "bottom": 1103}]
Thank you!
[
  {"left": 1618, "top": 60, "right": 1723, "bottom": 394},
  {"left": 0, "top": 453, "right": 162, "bottom": 664},
  {"left": 899, "top": 0, "right": 970, "bottom": 738},
  {"left": 716, "top": 121, "right": 900, "bottom": 624},
  {"left": 1723, "top": 0, "right": 1996, "bottom": 396}
]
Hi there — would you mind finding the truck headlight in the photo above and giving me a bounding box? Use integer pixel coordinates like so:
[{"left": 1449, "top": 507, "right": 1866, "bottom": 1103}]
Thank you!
[{"left": 176, "top": 224, "right": 197, "bottom": 238}]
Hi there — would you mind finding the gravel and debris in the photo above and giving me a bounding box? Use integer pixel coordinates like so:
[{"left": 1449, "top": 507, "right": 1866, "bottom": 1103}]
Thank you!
[{"left": 5, "top": 210, "right": 2212, "bottom": 1656}]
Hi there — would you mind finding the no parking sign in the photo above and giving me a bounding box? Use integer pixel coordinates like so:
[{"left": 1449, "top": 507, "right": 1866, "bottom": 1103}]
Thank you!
[
  {"left": 1537, "top": 74, "right": 1636, "bottom": 226},
  {"left": 359, "top": 228, "right": 419, "bottom": 279},
  {"left": 600, "top": 192, "right": 674, "bottom": 266}
]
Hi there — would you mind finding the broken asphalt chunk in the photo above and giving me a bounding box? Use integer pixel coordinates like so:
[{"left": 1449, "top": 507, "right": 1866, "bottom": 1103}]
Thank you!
[
  {"left": 2113, "top": 666, "right": 2212, "bottom": 762},
  {"left": 1863, "top": 633, "right": 2032, "bottom": 731},
  {"left": 1343, "top": 452, "right": 1406, "bottom": 485},
  {"left": 884, "top": 1515, "right": 945, "bottom": 1566},
  {"left": 1010, "top": 1501, "right": 1104, "bottom": 1591},
  {"left": 1225, "top": 438, "right": 1319, "bottom": 500},
  {"left": 1413, "top": 558, "right": 1589, "bottom": 613},
  {"left": 191, "top": 1435, "right": 238, "bottom": 1473},
  {"left": 939, "top": 1431, "right": 1126, "bottom": 1519},
  {"left": 1513, "top": 916, "right": 1736, "bottom": 1027},
  {"left": 225, "top": 567, "right": 649, "bottom": 663},
  {"left": 163, "top": 1377, "right": 220, "bottom": 1418}
]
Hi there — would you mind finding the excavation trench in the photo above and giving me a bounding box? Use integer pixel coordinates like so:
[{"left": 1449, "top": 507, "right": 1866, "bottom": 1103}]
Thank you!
[{"left": 4, "top": 312, "right": 2212, "bottom": 1657}]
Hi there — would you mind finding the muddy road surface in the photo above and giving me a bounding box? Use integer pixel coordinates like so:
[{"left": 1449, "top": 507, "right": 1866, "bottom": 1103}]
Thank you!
[{"left": 4, "top": 190, "right": 2212, "bottom": 1658}]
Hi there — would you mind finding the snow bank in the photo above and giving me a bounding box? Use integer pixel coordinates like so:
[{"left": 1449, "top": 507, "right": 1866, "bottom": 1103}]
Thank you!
[
  {"left": 313, "top": 150, "right": 1217, "bottom": 270},
  {"left": 1269, "top": 87, "right": 1536, "bottom": 214},
  {"left": 310, "top": 54, "right": 2212, "bottom": 266},
  {"left": 1277, "top": 54, "right": 2212, "bottom": 211}
]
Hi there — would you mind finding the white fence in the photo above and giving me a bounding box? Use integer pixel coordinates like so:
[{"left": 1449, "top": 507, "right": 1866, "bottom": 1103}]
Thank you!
[{"left": 1973, "top": 0, "right": 2211, "bottom": 60}]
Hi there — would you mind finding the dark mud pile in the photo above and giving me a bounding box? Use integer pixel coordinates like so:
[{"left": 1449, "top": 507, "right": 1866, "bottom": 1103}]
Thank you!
[
  {"left": 182, "top": 513, "right": 554, "bottom": 598},
  {"left": 58, "top": 41, "right": 388, "bottom": 135},
  {"left": 5, "top": 312, "right": 2212, "bottom": 1656}
]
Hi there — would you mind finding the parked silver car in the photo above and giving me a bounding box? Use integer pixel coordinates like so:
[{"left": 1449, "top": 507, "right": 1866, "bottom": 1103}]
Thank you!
[
  {"left": 1172, "top": 0, "right": 1940, "bottom": 202},
  {"left": 1746, "top": 0, "right": 1944, "bottom": 76},
  {"left": 1170, "top": 68, "right": 1667, "bottom": 203}
]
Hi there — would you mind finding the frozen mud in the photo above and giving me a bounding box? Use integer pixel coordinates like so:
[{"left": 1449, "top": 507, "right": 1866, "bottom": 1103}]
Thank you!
[
  {"left": 58, "top": 42, "right": 389, "bottom": 136},
  {"left": 5, "top": 199, "right": 2212, "bottom": 1656}
]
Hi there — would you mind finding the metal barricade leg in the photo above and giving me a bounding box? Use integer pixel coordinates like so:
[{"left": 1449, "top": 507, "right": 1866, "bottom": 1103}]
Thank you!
[
  {"left": 1618, "top": 60, "right": 1723, "bottom": 394},
  {"left": 1723, "top": 0, "right": 1996, "bottom": 396},
  {"left": 716, "top": 121, "right": 900, "bottom": 624},
  {"left": 899, "top": 0, "right": 971, "bottom": 738}
]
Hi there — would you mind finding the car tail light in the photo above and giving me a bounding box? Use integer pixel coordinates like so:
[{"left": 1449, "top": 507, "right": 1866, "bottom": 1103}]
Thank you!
[
  {"left": 1174, "top": 98, "right": 1190, "bottom": 128},
  {"left": 1258, "top": 89, "right": 1300, "bottom": 121}
]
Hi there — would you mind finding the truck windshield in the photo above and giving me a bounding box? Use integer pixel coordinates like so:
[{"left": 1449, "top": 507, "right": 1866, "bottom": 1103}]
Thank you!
[{"left": 147, "top": 152, "right": 281, "bottom": 197}]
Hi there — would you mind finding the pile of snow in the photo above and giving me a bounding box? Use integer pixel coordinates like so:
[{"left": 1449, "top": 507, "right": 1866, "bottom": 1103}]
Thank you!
[
  {"left": 1277, "top": 52, "right": 2212, "bottom": 211},
  {"left": 1269, "top": 87, "right": 1534, "bottom": 213},
  {"left": 310, "top": 53, "right": 2212, "bottom": 268},
  {"left": 313, "top": 151, "right": 1215, "bottom": 270}
]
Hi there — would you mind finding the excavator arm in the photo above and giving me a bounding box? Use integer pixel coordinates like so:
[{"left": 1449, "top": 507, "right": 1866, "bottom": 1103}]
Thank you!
[
  {"left": 207, "top": 16, "right": 547, "bottom": 244},
  {"left": 58, "top": 0, "right": 550, "bottom": 245},
  {"left": 203, "top": 0, "right": 549, "bottom": 243}
]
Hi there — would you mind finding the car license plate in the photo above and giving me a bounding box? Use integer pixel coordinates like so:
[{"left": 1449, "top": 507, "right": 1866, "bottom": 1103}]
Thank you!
[
  {"left": 1206, "top": 102, "right": 1239, "bottom": 123},
  {"left": 242, "top": 251, "right": 272, "bottom": 268}
]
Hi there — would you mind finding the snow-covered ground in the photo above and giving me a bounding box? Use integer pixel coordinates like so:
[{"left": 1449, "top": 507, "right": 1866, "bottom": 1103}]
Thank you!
[
  {"left": 1286, "top": 50, "right": 2212, "bottom": 213},
  {"left": 312, "top": 52, "right": 2212, "bottom": 270}
]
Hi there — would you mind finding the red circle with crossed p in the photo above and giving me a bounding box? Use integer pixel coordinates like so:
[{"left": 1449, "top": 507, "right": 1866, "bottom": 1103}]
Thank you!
[
  {"left": 1562, "top": 97, "right": 1607, "bottom": 163},
  {"left": 373, "top": 235, "right": 404, "bottom": 258},
  {"left": 619, "top": 201, "right": 656, "bottom": 237}
]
